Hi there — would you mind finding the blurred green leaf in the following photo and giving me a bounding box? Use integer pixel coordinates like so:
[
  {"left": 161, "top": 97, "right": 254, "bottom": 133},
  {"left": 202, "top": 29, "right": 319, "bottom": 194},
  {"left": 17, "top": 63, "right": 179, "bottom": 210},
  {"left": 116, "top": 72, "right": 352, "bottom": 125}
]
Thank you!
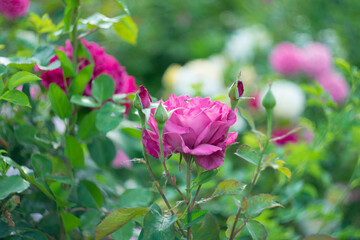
[
  {"left": 92, "top": 74, "right": 115, "bottom": 103},
  {"left": 7, "top": 71, "right": 40, "bottom": 90},
  {"left": 61, "top": 212, "right": 81, "bottom": 233},
  {"left": 78, "top": 180, "right": 103, "bottom": 209},
  {"left": 238, "top": 107, "right": 255, "bottom": 130},
  {"left": 69, "top": 64, "right": 93, "bottom": 95},
  {"left": 334, "top": 58, "right": 351, "bottom": 73},
  {"left": 80, "top": 13, "right": 122, "bottom": 29},
  {"left": 182, "top": 209, "right": 208, "bottom": 229},
  {"left": 111, "top": 221, "right": 135, "bottom": 240},
  {"left": 96, "top": 102, "right": 125, "bottom": 134},
  {"left": 48, "top": 83, "right": 71, "bottom": 119},
  {"left": 32, "top": 45, "right": 56, "bottom": 68},
  {"left": 80, "top": 209, "right": 101, "bottom": 231},
  {"left": 0, "top": 175, "right": 30, "bottom": 200},
  {"left": 95, "top": 207, "right": 149, "bottom": 240},
  {"left": 245, "top": 194, "right": 282, "bottom": 218},
  {"left": 55, "top": 49, "right": 74, "bottom": 77},
  {"left": 246, "top": 220, "right": 267, "bottom": 240},
  {"left": 88, "top": 136, "right": 116, "bottom": 167},
  {"left": 113, "top": 15, "right": 138, "bottom": 45},
  {"left": 212, "top": 179, "right": 246, "bottom": 198},
  {"left": 192, "top": 169, "right": 218, "bottom": 189},
  {"left": 113, "top": 0, "right": 130, "bottom": 14},
  {"left": 142, "top": 204, "right": 177, "bottom": 240},
  {"left": 119, "top": 188, "right": 152, "bottom": 208},
  {"left": 235, "top": 145, "right": 260, "bottom": 166},
  {"left": 28, "top": 13, "right": 56, "bottom": 34},
  {"left": 65, "top": 135, "right": 85, "bottom": 168},
  {"left": 0, "top": 89, "right": 31, "bottom": 107},
  {"left": 225, "top": 215, "right": 244, "bottom": 239},
  {"left": 70, "top": 95, "right": 100, "bottom": 108},
  {"left": 302, "top": 234, "right": 338, "bottom": 240},
  {"left": 31, "top": 154, "right": 52, "bottom": 179},
  {"left": 77, "top": 110, "right": 100, "bottom": 141},
  {"left": 192, "top": 213, "right": 220, "bottom": 240}
]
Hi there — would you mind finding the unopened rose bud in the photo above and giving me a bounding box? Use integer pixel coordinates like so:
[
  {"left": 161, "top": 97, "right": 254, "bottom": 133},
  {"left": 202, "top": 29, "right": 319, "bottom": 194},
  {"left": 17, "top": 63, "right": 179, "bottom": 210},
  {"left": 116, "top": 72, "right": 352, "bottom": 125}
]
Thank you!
[
  {"left": 139, "top": 85, "right": 152, "bottom": 109},
  {"left": 134, "top": 85, "right": 152, "bottom": 110},
  {"left": 228, "top": 80, "right": 244, "bottom": 100},
  {"left": 262, "top": 85, "right": 276, "bottom": 110},
  {"left": 154, "top": 102, "right": 169, "bottom": 125}
]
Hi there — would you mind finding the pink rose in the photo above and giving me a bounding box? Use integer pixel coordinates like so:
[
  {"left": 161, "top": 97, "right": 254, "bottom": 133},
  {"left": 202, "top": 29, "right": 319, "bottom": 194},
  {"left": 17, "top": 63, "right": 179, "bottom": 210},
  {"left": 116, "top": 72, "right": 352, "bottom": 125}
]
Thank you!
[
  {"left": 269, "top": 42, "right": 304, "bottom": 76},
  {"left": 39, "top": 39, "right": 136, "bottom": 96},
  {"left": 302, "top": 42, "right": 332, "bottom": 77},
  {"left": 112, "top": 150, "right": 132, "bottom": 169},
  {"left": 316, "top": 71, "right": 349, "bottom": 104},
  {"left": 0, "top": 0, "right": 30, "bottom": 19},
  {"left": 142, "top": 94, "right": 238, "bottom": 170}
]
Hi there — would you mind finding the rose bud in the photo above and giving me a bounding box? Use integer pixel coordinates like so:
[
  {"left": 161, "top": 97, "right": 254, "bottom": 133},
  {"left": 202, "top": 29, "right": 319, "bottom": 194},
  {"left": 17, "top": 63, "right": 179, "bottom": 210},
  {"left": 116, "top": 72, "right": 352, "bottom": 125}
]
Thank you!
[
  {"left": 138, "top": 85, "right": 152, "bottom": 109},
  {"left": 154, "top": 102, "right": 169, "bottom": 125},
  {"left": 228, "top": 80, "right": 244, "bottom": 100},
  {"left": 262, "top": 84, "right": 276, "bottom": 110}
]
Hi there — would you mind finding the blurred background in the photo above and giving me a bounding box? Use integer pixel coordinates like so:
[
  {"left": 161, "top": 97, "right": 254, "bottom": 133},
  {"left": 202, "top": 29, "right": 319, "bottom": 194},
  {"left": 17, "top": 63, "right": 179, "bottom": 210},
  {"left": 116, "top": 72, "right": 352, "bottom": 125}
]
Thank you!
[{"left": 1, "top": 0, "right": 360, "bottom": 239}]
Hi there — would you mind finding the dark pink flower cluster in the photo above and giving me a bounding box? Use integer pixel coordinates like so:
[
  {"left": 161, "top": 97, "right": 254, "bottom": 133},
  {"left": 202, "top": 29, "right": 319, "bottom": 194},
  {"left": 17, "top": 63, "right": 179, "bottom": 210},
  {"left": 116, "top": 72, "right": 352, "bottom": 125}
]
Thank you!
[
  {"left": 40, "top": 39, "right": 136, "bottom": 96},
  {"left": 269, "top": 42, "right": 349, "bottom": 103},
  {"left": 0, "top": 0, "right": 30, "bottom": 19},
  {"left": 142, "top": 94, "right": 238, "bottom": 170}
]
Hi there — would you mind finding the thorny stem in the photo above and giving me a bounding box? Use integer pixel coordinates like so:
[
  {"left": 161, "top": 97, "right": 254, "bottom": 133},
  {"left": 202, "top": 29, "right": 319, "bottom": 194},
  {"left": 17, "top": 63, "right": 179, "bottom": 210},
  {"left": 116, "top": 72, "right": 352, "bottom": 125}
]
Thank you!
[
  {"left": 186, "top": 159, "right": 192, "bottom": 240},
  {"left": 140, "top": 120, "right": 186, "bottom": 237},
  {"left": 158, "top": 129, "right": 187, "bottom": 202},
  {"left": 229, "top": 110, "right": 273, "bottom": 240}
]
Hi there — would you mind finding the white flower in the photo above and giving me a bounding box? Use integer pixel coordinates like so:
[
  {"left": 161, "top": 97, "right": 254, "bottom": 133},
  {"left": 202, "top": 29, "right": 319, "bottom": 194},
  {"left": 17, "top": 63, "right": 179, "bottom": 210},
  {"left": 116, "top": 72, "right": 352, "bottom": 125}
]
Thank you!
[
  {"left": 225, "top": 25, "right": 272, "bottom": 62},
  {"left": 171, "top": 58, "right": 226, "bottom": 97},
  {"left": 261, "top": 80, "right": 306, "bottom": 120}
]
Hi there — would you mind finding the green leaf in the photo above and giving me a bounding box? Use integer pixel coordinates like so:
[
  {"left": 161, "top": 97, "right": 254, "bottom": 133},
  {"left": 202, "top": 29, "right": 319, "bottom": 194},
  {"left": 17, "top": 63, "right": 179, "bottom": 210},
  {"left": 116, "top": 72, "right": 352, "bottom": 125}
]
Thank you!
[
  {"left": 80, "top": 13, "right": 122, "bottom": 29},
  {"left": 182, "top": 209, "right": 208, "bottom": 229},
  {"left": 96, "top": 102, "right": 125, "bottom": 134},
  {"left": 112, "top": 221, "right": 135, "bottom": 240},
  {"left": 192, "top": 169, "right": 218, "bottom": 189},
  {"left": 32, "top": 45, "right": 56, "bottom": 69},
  {"left": 225, "top": 215, "right": 244, "bottom": 239},
  {"left": 55, "top": 49, "right": 74, "bottom": 77},
  {"left": 334, "top": 58, "right": 351, "bottom": 72},
  {"left": 0, "top": 175, "right": 30, "bottom": 200},
  {"left": 192, "top": 213, "right": 220, "bottom": 240},
  {"left": 92, "top": 74, "right": 115, "bottom": 103},
  {"left": 238, "top": 107, "right": 255, "bottom": 130},
  {"left": 113, "top": 0, "right": 130, "bottom": 14},
  {"left": 212, "top": 179, "right": 246, "bottom": 198},
  {"left": 31, "top": 154, "right": 52, "bottom": 179},
  {"left": 81, "top": 209, "right": 101, "bottom": 231},
  {"left": 46, "top": 176, "right": 75, "bottom": 185},
  {"left": 7, "top": 71, "right": 41, "bottom": 90},
  {"left": 69, "top": 64, "right": 94, "bottom": 95},
  {"left": 95, "top": 207, "right": 150, "bottom": 240},
  {"left": 0, "top": 89, "right": 31, "bottom": 107},
  {"left": 245, "top": 194, "right": 282, "bottom": 218},
  {"left": 246, "top": 220, "right": 267, "bottom": 240},
  {"left": 70, "top": 95, "right": 100, "bottom": 108},
  {"left": 302, "top": 234, "right": 338, "bottom": 240},
  {"left": 61, "top": 212, "right": 81, "bottom": 233},
  {"left": 77, "top": 110, "right": 100, "bottom": 141},
  {"left": 119, "top": 188, "right": 152, "bottom": 208},
  {"left": 48, "top": 83, "right": 71, "bottom": 119},
  {"left": 64, "top": 135, "right": 85, "bottom": 168},
  {"left": 113, "top": 15, "right": 138, "bottom": 44},
  {"left": 142, "top": 204, "right": 177, "bottom": 240},
  {"left": 87, "top": 136, "right": 116, "bottom": 167},
  {"left": 78, "top": 180, "right": 103, "bottom": 209},
  {"left": 235, "top": 145, "right": 260, "bottom": 166},
  {"left": 50, "top": 182, "right": 71, "bottom": 204},
  {"left": 0, "top": 75, "right": 3, "bottom": 93}
]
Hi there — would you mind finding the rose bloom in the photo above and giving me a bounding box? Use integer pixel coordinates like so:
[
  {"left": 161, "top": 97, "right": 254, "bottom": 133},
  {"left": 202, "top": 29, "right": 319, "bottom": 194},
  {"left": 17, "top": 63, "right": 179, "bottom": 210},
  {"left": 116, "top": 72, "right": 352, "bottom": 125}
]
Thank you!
[
  {"left": 302, "top": 42, "right": 332, "bottom": 77},
  {"left": 0, "top": 0, "right": 30, "bottom": 19},
  {"left": 269, "top": 42, "right": 304, "bottom": 76},
  {"left": 272, "top": 128, "right": 299, "bottom": 146},
  {"left": 142, "top": 95, "right": 238, "bottom": 170},
  {"left": 40, "top": 39, "right": 136, "bottom": 96},
  {"left": 316, "top": 71, "right": 349, "bottom": 104}
]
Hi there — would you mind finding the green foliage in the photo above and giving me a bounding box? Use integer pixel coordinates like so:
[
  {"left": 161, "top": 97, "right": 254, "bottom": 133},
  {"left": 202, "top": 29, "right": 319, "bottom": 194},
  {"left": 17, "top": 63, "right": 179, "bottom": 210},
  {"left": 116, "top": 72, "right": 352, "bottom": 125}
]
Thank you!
[
  {"left": 64, "top": 135, "right": 85, "bottom": 168},
  {"left": 0, "top": 175, "right": 30, "bottom": 200},
  {"left": 95, "top": 207, "right": 149, "bottom": 240},
  {"left": 91, "top": 74, "right": 115, "bottom": 103},
  {"left": 96, "top": 102, "right": 125, "bottom": 134},
  {"left": 246, "top": 220, "right": 267, "bottom": 240},
  {"left": 212, "top": 179, "right": 246, "bottom": 198},
  {"left": 141, "top": 204, "right": 177, "bottom": 240},
  {"left": 0, "top": 89, "right": 31, "bottom": 107},
  {"left": 48, "top": 83, "right": 72, "bottom": 119}
]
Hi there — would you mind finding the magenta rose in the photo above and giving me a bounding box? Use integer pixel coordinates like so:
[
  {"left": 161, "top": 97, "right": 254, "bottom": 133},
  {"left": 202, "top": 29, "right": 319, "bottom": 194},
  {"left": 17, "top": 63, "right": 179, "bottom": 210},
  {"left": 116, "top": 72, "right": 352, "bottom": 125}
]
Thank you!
[
  {"left": 0, "top": 0, "right": 30, "bottom": 19},
  {"left": 39, "top": 39, "right": 136, "bottom": 96},
  {"left": 302, "top": 42, "right": 332, "bottom": 77},
  {"left": 142, "top": 94, "right": 238, "bottom": 170}
]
